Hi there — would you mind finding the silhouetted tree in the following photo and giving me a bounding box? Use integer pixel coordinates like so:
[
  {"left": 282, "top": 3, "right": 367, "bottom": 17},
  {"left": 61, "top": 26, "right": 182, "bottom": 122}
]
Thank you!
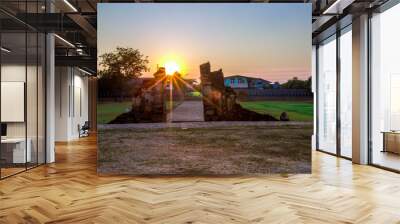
[
  {"left": 281, "top": 76, "right": 312, "bottom": 92},
  {"left": 305, "top": 76, "right": 312, "bottom": 92},
  {"left": 98, "top": 47, "right": 149, "bottom": 100}
]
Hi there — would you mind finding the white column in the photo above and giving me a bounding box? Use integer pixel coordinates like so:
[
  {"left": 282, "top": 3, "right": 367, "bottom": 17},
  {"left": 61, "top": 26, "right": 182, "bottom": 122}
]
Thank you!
[
  {"left": 46, "top": 33, "right": 55, "bottom": 163},
  {"left": 312, "top": 45, "right": 317, "bottom": 150},
  {"left": 352, "top": 14, "right": 369, "bottom": 164}
]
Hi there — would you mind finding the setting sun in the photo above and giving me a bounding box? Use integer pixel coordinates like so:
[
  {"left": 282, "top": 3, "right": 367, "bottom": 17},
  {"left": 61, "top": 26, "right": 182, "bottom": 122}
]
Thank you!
[{"left": 164, "top": 61, "right": 180, "bottom": 75}]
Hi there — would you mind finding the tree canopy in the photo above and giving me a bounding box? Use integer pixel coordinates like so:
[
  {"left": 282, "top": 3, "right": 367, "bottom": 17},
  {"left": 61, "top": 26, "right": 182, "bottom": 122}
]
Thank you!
[
  {"left": 98, "top": 47, "right": 149, "bottom": 100},
  {"left": 98, "top": 47, "right": 149, "bottom": 79},
  {"left": 281, "top": 76, "right": 311, "bottom": 92}
]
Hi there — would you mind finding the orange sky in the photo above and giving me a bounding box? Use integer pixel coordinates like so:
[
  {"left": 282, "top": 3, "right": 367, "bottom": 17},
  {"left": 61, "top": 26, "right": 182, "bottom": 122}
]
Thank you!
[{"left": 98, "top": 4, "right": 311, "bottom": 83}]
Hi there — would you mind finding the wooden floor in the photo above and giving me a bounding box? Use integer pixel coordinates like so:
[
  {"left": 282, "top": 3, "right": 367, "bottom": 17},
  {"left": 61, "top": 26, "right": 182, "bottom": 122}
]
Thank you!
[
  {"left": 1, "top": 135, "right": 400, "bottom": 223},
  {"left": 1, "top": 167, "right": 26, "bottom": 178},
  {"left": 372, "top": 151, "right": 400, "bottom": 171}
]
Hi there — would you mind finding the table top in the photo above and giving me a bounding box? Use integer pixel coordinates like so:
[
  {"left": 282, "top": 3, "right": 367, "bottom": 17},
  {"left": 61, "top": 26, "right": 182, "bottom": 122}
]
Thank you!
[
  {"left": 1, "top": 138, "right": 29, "bottom": 143},
  {"left": 381, "top": 131, "right": 400, "bottom": 134}
]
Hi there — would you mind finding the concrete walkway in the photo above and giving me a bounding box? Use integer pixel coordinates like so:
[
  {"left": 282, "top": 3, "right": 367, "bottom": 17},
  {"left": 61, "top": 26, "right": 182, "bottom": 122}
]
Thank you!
[{"left": 167, "top": 100, "right": 205, "bottom": 122}]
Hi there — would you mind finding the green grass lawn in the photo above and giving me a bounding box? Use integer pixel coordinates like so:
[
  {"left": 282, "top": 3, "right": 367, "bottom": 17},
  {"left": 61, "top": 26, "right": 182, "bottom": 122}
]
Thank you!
[
  {"left": 98, "top": 100, "right": 182, "bottom": 124},
  {"left": 98, "top": 100, "right": 313, "bottom": 123},
  {"left": 97, "top": 101, "right": 132, "bottom": 124},
  {"left": 239, "top": 100, "right": 313, "bottom": 121},
  {"left": 186, "top": 91, "right": 202, "bottom": 97}
]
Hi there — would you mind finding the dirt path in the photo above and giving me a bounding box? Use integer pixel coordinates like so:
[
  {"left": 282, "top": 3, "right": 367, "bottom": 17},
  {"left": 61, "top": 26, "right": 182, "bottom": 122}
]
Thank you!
[{"left": 167, "top": 100, "right": 204, "bottom": 122}]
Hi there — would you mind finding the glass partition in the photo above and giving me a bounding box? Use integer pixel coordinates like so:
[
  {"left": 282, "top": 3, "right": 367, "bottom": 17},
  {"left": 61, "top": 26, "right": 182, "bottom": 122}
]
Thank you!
[
  {"left": 27, "top": 31, "right": 38, "bottom": 169},
  {"left": 0, "top": 2, "right": 46, "bottom": 179},
  {"left": 38, "top": 32, "right": 46, "bottom": 165},
  {"left": 339, "top": 26, "right": 352, "bottom": 158},
  {"left": 370, "top": 3, "right": 400, "bottom": 171},
  {"left": 1, "top": 31, "right": 28, "bottom": 177},
  {"left": 317, "top": 35, "right": 337, "bottom": 154}
]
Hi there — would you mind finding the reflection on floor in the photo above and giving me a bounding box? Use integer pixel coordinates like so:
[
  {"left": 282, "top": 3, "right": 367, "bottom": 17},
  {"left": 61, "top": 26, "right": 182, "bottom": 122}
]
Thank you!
[
  {"left": 0, "top": 167, "right": 25, "bottom": 178},
  {"left": 0, "top": 135, "right": 400, "bottom": 223},
  {"left": 0, "top": 163, "right": 43, "bottom": 179},
  {"left": 373, "top": 150, "right": 400, "bottom": 171}
]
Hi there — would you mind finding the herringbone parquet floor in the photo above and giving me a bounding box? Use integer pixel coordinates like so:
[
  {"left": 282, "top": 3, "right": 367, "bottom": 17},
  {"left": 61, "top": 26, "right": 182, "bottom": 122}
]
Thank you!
[{"left": 1, "top": 135, "right": 400, "bottom": 223}]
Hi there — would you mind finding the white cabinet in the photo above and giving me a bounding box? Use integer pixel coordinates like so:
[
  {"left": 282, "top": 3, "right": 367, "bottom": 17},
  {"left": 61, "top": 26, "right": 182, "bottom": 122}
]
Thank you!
[{"left": 1, "top": 138, "right": 32, "bottom": 163}]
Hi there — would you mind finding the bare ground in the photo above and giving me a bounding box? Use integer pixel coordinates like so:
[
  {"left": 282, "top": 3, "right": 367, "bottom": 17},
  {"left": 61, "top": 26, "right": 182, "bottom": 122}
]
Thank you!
[{"left": 97, "top": 123, "right": 312, "bottom": 175}]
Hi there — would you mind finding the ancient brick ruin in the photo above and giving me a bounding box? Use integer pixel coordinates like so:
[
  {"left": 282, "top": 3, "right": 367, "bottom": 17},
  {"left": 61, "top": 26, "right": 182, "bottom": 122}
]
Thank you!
[
  {"left": 110, "top": 62, "right": 283, "bottom": 124},
  {"left": 110, "top": 68, "right": 167, "bottom": 123},
  {"left": 200, "top": 62, "right": 278, "bottom": 121}
]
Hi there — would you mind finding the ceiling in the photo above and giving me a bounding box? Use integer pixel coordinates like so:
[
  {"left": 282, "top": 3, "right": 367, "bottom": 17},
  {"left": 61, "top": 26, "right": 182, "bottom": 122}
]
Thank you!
[{"left": 0, "top": 0, "right": 390, "bottom": 73}]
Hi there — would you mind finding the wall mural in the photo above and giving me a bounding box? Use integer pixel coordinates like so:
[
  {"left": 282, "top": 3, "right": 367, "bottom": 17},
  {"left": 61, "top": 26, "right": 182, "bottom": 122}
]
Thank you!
[{"left": 97, "top": 3, "right": 313, "bottom": 175}]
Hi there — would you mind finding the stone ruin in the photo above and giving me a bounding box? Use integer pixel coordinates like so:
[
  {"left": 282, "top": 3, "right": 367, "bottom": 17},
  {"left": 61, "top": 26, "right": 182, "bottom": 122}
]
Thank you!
[
  {"left": 110, "top": 68, "right": 166, "bottom": 123},
  {"left": 110, "top": 62, "right": 286, "bottom": 124},
  {"left": 200, "top": 62, "right": 278, "bottom": 121}
]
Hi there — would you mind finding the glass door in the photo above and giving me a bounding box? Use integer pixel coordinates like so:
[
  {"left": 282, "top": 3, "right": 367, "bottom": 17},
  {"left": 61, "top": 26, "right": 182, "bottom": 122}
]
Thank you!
[
  {"left": 339, "top": 26, "right": 352, "bottom": 158},
  {"left": 370, "top": 3, "right": 400, "bottom": 171},
  {"left": 317, "top": 35, "right": 337, "bottom": 154}
]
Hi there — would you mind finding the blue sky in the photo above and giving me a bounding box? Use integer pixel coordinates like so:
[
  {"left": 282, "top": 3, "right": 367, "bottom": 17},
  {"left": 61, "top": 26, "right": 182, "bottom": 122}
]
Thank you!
[{"left": 98, "top": 3, "right": 311, "bottom": 82}]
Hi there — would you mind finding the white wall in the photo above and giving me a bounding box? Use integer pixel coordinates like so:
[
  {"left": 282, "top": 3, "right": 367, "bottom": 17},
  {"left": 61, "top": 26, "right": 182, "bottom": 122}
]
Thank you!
[
  {"left": 70, "top": 72, "right": 89, "bottom": 139},
  {"left": 1, "top": 65, "right": 25, "bottom": 131},
  {"left": 1, "top": 82, "right": 25, "bottom": 122},
  {"left": 1, "top": 64, "right": 29, "bottom": 138},
  {"left": 1, "top": 63, "right": 46, "bottom": 164},
  {"left": 55, "top": 66, "right": 70, "bottom": 141},
  {"left": 55, "top": 67, "right": 89, "bottom": 141}
]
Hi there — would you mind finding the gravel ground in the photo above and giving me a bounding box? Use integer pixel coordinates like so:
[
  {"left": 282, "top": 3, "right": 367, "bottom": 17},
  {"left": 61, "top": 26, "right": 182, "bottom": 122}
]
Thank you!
[{"left": 97, "top": 123, "right": 312, "bottom": 175}]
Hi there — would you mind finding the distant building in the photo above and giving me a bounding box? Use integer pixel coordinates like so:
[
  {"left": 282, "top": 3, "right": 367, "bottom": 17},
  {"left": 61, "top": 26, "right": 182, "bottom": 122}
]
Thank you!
[
  {"left": 224, "top": 75, "right": 277, "bottom": 89},
  {"left": 272, "top": 82, "right": 281, "bottom": 89}
]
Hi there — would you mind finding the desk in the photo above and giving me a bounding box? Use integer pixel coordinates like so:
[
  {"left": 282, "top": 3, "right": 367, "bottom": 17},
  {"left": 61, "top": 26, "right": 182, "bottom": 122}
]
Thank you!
[
  {"left": 382, "top": 131, "right": 400, "bottom": 154},
  {"left": 1, "top": 138, "right": 31, "bottom": 163}
]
